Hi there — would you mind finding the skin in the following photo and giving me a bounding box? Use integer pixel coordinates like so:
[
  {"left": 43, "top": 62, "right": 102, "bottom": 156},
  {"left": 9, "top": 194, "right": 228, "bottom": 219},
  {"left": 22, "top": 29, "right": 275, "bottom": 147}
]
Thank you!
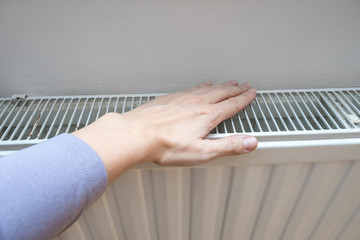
[{"left": 72, "top": 80, "right": 258, "bottom": 184}]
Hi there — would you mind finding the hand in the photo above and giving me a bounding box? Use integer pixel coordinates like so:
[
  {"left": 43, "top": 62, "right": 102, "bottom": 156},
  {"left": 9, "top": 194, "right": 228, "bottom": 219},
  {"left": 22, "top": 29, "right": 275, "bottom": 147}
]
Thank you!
[{"left": 73, "top": 80, "right": 258, "bottom": 184}]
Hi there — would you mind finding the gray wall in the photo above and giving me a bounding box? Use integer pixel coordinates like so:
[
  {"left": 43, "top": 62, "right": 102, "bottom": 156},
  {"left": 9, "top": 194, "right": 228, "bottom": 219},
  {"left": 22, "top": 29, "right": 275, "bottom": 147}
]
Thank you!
[{"left": 0, "top": 0, "right": 359, "bottom": 97}]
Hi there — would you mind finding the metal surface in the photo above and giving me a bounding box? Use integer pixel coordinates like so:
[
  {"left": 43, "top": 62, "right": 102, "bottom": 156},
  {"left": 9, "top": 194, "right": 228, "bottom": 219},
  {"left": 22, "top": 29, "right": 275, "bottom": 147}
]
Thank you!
[{"left": 56, "top": 146, "right": 360, "bottom": 240}]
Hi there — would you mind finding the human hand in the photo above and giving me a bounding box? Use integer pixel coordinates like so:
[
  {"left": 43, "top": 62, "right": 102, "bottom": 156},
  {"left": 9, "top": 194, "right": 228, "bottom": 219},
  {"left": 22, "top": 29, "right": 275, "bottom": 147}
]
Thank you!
[
  {"left": 124, "top": 80, "right": 258, "bottom": 166},
  {"left": 73, "top": 80, "right": 258, "bottom": 184}
]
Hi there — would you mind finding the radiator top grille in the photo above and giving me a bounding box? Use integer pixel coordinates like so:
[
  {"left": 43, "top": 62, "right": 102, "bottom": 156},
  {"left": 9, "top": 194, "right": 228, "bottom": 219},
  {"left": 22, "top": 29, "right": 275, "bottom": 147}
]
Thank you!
[{"left": 0, "top": 88, "right": 359, "bottom": 143}]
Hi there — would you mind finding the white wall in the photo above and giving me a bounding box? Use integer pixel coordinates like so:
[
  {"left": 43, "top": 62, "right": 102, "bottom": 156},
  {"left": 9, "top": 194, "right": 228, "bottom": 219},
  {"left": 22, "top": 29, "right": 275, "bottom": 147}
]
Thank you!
[{"left": 0, "top": 0, "right": 359, "bottom": 97}]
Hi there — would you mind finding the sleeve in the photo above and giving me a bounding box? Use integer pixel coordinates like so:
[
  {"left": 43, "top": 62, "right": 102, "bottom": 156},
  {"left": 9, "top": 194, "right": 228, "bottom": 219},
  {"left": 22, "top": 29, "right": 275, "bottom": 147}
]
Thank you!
[{"left": 0, "top": 133, "right": 108, "bottom": 240}]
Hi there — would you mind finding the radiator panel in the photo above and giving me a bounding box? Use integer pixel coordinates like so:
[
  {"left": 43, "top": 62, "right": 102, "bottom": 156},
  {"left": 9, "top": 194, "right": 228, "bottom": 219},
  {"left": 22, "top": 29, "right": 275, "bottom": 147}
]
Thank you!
[{"left": 56, "top": 160, "right": 360, "bottom": 240}]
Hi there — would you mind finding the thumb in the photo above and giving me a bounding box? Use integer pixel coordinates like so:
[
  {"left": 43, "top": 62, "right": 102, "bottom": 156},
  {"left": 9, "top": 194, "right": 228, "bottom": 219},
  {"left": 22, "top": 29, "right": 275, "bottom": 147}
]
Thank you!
[{"left": 201, "top": 135, "right": 258, "bottom": 159}]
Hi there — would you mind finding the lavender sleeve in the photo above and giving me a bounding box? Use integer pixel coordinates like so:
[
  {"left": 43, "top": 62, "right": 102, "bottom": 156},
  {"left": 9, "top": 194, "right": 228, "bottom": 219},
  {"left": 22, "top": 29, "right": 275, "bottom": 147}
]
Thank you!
[{"left": 0, "top": 134, "right": 108, "bottom": 240}]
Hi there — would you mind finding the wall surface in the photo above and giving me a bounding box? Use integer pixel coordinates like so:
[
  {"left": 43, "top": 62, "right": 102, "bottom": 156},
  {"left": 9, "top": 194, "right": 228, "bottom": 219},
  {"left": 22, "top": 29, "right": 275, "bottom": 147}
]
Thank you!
[{"left": 0, "top": 0, "right": 359, "bottom": 97}]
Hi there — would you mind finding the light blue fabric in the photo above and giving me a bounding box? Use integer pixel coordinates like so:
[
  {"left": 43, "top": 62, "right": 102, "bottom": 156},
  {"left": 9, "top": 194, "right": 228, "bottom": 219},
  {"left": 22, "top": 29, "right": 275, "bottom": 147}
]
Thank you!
[{"left": 0, "top": 134, "right": 108, "bottom": 240}]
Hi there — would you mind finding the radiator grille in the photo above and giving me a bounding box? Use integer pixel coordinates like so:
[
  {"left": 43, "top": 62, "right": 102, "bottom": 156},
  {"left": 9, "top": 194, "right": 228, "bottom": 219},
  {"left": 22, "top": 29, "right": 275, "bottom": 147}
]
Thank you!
[
  {"left": 212, "top": 89, "right": 360, "bottom": 135},
  {"left": 0, "top": 88, "right": 359, "bottom": 143},
  {"left": 0, "top": 95, "right": 159, "bottom": 141}
]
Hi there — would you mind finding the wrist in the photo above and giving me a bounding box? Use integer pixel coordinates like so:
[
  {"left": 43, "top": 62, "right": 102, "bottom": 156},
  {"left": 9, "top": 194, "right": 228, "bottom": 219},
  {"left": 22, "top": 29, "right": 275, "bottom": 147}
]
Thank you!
[{"left": 72, "top": 112, "right": 156, "bottom": 184}]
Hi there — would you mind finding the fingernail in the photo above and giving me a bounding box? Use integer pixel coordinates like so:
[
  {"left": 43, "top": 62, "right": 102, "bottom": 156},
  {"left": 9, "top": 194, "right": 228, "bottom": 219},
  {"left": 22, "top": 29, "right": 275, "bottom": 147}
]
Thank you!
[
  {"left": 224, "top": 80, "right": 238, "bottom": 86},
  {"left": 229, "top": 80, "right": 238, "bottom": 85},
  {"left": 239, "top": 83, "right": 251, "bottom": 90},
  {"left": 249, "top": 88, "right": 257, "bottom": 95},
  {"left": 243, "top": 137, "right": 258, "bottom": 152}
]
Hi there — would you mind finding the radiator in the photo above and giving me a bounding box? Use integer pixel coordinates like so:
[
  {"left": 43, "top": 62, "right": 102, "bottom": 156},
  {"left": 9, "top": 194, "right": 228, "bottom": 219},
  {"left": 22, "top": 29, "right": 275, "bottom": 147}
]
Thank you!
[{"left": 1, "top": 88, "right": 360, "bottom": 240}]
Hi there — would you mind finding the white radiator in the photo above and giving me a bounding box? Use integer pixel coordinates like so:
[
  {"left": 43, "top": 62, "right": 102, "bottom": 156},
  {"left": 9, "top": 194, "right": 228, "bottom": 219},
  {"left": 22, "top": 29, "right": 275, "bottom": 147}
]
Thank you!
[{"left": 1, "top": 88, "right": 360, "bottom": 240}]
